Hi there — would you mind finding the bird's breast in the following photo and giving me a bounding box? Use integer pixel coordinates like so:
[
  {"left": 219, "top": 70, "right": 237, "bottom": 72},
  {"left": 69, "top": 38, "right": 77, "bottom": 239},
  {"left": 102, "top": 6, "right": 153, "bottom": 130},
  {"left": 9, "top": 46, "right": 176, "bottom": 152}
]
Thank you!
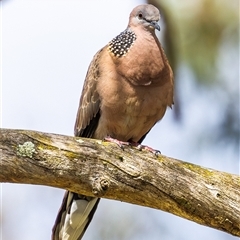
[
  {"left": 96, "top": 79, "right": 167, "bottom": 142},
  {"left": 114, "top": 33, "right": 165, "bottom": 86}
]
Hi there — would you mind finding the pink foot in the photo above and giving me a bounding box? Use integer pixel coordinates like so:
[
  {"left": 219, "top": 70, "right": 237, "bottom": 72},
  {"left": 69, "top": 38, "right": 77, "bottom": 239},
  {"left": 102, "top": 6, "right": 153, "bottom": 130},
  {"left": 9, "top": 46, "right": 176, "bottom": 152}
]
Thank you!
[
  {"left": 131, "top": 142, "right": 161, "bottom": 156},
  {"left": 104, "top": 136, "right": 130, "bottom": 149},
  {"left": 104, "top": 137, "right": 161, "bottom": 155}
]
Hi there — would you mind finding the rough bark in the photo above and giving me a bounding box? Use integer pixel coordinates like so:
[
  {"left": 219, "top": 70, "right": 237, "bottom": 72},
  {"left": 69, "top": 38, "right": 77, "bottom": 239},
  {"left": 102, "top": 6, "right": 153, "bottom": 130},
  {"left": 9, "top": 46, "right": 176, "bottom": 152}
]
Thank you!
[{"left": 0, "top": 128, "right": 239, "bottom": 236}]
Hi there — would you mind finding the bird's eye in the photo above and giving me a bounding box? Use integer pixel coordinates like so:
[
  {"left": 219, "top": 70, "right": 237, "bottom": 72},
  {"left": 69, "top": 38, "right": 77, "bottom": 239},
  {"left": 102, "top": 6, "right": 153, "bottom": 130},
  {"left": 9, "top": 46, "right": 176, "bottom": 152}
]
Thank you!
[{"left": 138, "top": 13, "right": 143, "bottom": 19}]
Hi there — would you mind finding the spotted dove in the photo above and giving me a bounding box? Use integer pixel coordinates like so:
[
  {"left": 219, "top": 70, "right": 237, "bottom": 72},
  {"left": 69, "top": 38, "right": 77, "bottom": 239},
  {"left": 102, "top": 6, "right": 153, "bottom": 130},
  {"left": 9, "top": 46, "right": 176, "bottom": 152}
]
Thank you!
[{"left": 52, "top": 4, "right": 174, "bottom": 240}]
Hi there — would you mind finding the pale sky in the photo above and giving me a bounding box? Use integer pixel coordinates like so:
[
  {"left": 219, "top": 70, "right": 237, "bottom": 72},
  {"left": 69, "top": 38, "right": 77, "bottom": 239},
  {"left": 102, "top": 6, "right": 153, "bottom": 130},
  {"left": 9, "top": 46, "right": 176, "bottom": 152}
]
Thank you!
[{"left": 1, "top": 1, "right": 238, "bottom": 240}]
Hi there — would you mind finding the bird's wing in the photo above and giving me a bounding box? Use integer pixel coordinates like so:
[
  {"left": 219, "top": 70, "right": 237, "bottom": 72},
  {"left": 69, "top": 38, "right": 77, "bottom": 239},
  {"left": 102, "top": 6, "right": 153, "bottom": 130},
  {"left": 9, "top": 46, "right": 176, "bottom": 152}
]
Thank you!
[
  {"left": 52, "top": 49, "right": 104, "bottom": 240},
  {"left": 74, "top": 48, "right": 104, "bottom": 138}
]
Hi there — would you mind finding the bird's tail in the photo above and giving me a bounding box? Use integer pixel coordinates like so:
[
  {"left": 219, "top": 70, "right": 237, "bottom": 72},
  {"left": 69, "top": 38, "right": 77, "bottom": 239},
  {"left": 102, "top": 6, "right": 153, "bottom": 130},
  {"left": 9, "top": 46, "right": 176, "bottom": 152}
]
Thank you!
[{"left": 52, "top": 191, "right": 100, "bottom": 240}]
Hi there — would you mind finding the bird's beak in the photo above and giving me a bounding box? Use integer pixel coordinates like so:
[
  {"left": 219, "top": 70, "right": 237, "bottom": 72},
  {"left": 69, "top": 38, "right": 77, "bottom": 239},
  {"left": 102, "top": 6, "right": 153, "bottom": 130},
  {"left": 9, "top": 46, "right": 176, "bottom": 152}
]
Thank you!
[{"left": 150, "top": 21, "right": 160, "bottom": 31}]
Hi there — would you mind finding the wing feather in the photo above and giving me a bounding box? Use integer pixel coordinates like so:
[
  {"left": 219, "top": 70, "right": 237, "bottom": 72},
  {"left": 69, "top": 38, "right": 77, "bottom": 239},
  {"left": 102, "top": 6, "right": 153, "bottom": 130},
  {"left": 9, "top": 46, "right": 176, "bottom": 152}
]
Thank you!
[{"left": 74, "top": 48, "right": 104, "bottom": 137}]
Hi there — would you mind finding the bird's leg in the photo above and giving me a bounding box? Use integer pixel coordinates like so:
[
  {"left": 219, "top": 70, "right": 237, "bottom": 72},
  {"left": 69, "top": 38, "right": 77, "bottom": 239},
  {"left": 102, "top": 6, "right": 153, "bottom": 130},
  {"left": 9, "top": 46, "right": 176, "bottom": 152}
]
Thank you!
[
  {"left": 130, "top": 142, "right": 161, "bottom": 156},
  {"left": 104, "top": 136, "right": 130, "bottom": 149}
]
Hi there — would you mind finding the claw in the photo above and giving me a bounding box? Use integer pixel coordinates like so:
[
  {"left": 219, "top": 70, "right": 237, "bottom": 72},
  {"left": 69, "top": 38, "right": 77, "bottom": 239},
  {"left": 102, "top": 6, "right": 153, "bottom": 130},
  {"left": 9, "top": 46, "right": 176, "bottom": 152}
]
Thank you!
[{"left": 131, "top": 142, "right": 161, "bottom": 155}]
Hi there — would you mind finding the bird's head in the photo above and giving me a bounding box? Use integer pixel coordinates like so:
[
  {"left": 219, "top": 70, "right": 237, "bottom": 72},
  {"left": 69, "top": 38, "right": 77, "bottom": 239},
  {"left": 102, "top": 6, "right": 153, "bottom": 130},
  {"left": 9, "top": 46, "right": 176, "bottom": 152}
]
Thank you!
[{"left": 129, "top": 4, "right": 160, "bottom": 32}]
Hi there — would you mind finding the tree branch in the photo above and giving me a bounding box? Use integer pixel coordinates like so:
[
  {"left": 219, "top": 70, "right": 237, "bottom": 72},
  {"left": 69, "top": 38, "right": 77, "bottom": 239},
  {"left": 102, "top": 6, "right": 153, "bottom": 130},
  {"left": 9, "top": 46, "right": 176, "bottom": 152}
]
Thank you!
[{"left": 0, "top": 128, "right": 239, "bottom": 236}]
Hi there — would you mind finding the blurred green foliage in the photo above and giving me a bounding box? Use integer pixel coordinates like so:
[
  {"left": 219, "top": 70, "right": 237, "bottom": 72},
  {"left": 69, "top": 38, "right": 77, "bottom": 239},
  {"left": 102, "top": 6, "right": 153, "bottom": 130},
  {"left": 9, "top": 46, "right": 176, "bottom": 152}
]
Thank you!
[{"left": 179, "top": 0, "right": 238, "bottom": 83}]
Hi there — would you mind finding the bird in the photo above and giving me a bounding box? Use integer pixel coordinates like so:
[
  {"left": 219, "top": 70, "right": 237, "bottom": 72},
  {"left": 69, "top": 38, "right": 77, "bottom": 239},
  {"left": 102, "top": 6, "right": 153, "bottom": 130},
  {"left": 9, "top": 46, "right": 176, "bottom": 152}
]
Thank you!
[{"left": 52, "top": 4, "right": 174, "bottom": 240}]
